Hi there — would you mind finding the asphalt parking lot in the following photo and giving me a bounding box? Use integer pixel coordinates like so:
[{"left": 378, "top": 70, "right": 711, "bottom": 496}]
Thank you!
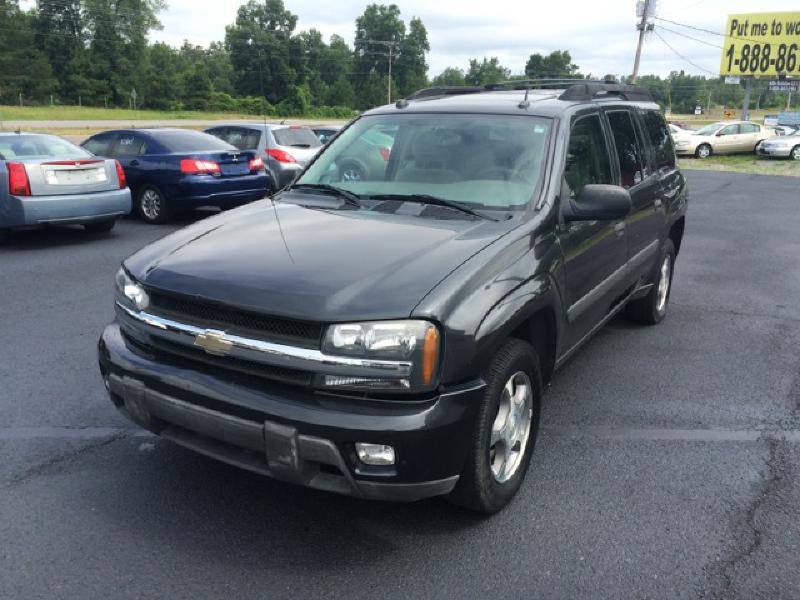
[{"left": 1, "top": 170, "right": 799, "bottom": 599}]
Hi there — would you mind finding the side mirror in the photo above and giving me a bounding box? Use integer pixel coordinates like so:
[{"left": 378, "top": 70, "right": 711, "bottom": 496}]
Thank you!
[
  {"left": 716, "top": 131, "right": 724, "bottom": 137},
  {"left": 563, "top": 184, "right": 632, "bottom": 222}
]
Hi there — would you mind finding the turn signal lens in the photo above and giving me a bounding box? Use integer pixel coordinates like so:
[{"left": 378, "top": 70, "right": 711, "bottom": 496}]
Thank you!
[{"left": 422, "top": 326, "right": 439, "bottom": 385}]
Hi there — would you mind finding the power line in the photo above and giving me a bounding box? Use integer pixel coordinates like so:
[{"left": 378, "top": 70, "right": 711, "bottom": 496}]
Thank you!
[
  {"left": 656, "top": 24, "right": 723, "bottom": 49},
  {"left": 653, "top": 29, "right": 718, "bottom": 76},
  {"left": 653, "top": 16, "right": 764, "bottom": 45}
]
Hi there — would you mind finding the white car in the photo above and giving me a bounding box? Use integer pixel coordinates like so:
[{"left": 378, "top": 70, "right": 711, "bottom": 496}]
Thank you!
[
  {"left": 757, "top": 133, "right": 800, "bottom": 160},
  {"left": 674, "top": 121, "right": 776, "bottom": 159}
]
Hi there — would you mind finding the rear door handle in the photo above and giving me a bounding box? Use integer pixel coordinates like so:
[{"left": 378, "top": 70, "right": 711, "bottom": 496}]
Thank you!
[
  {"left": 614, "top": 222, "right": 625, "bottom": 236},
  {"left": 654, "top": 198, "right": 664, "bottom": 208}
]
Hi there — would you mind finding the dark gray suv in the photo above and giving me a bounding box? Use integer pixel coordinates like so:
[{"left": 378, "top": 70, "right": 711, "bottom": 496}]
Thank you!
[{"left": 100, "top": 81, "right": 687, "bottom": 513}]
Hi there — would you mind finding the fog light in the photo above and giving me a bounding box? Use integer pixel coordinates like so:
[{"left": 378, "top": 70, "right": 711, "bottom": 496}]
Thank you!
[{"left": 356, "top": 443, "right": 395, "bottom": 466}]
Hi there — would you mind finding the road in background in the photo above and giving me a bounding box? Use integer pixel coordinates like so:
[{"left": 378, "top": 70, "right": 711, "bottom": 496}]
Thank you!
[{"left": 1, "top": 172, "right": 799, "bottom": 599}]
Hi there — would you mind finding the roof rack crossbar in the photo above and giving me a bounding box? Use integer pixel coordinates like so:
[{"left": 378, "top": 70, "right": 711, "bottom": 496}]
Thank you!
[{"left": 403, "top": 79, "right": 653, "bottom": 104}]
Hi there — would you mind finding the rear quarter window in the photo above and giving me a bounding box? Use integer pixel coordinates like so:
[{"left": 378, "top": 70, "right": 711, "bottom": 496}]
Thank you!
[
  {"left": 153, "top": 130, "right": 236, "bottom": 153},
  {"left": 642, "top": 111, "right": 676, "bottom": 170},
  {"left": 272, "top": 128, "right": 322, "bottom": 149}
]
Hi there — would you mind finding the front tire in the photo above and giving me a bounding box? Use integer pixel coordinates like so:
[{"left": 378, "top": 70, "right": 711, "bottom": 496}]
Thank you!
[
  {"left": 626, "top": 239, "right": 675, "bottom": 325},
  {"left": 791, "top": 146, "right": 800, "bottom": 161},
  {"left": 448, "top": 339, "right": 542, "bottom": 514},
  {"left": 695, "top": 144, "right": 712, "bottom": 159},
  {"left": 136, "top": 185, "right": 171, "bottom": 224},
  {"left": 83, "top": 219, "right": 116, "bottom": 234}
]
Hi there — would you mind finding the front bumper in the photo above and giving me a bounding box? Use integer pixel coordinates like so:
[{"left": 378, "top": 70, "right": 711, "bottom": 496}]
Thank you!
[
  {"left": 0, "top": 188, "right": 131, "bottom": 228},
  {"left": 757, "top": 145, "right": 793, "bottom": 158},
  {"left": 98, "top": 323, "right": 483, "bottom": 501}
]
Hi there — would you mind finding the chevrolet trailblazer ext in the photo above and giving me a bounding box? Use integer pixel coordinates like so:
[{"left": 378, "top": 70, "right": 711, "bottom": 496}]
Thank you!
[{"left": 99, "top": 81, "right": 687, "bottom": 513}]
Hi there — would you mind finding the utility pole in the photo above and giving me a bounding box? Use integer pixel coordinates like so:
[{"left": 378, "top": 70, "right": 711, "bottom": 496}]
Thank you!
[
  {"left": 387, "top": 44, "right": 394, "bottom": 104},
  {"left": 741, "top": 78, "right": 752, "bottom": 122},
  {"left": 632, "top": 0, "right": 653, "bottom": 83}
]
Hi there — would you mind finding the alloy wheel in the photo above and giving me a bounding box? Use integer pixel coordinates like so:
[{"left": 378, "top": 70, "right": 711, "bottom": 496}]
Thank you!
[
  {"left": 489, "top": 371, "right": 534, "bottom": 483},
  {"left": 141, "top": 189, "right": 161, "bottom": 221},
  {"left": 792, "top": 146, "right": 800, "bottom": 161}
]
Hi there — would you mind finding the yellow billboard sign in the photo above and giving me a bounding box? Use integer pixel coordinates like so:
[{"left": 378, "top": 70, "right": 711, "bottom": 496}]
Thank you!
[{"left": 720, "top": 12, "right": 800, "bottom": 77}]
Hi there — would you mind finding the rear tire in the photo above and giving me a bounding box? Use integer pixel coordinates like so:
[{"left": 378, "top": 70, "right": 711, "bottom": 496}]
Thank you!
[
  {"left": 448, "top": 339, "right": 542, "bottom": 514},
  {"left": 626, "top": 239, "right": 675, "bottom": 325},
  {"left": 695, "top": 144, "right": 712, "bottom": 159},
  {"left": 136, "top": 185, "right": 171, "bottom": 224},
  {"left": 83, "top": 219, "right": 116, "bottom": 234}
]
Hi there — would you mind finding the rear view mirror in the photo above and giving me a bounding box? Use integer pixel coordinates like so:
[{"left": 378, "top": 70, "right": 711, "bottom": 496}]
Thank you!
[{"left": 563, "top": 184, "right": 632, "bottom": 222}]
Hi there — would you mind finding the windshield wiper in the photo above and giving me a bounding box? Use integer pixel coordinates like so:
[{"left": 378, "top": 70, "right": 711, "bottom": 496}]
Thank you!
[
  {"left": 289, "top": 183, "right": 362, "bottom": 208},
  {"left": 366, "top": 194, "right": 498, "bottom": 221}
]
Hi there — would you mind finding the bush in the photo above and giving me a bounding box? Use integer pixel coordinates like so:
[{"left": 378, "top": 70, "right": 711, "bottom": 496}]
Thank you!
[{"left": 235, "top": 96, "right": 275, "bottom": 116}]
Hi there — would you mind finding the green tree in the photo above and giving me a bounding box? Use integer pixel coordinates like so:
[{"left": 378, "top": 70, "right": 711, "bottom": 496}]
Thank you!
[
  {"left": 225, "top": 0, "right": 298, "bottom": 103},
  {"left": 353, "top": 4, "right": 405, "bottom": 108},
  {"left": 34, "top": 0, "right": 86, "bottom": 98},
  {"left": 395, "top": 17, "right": 429, "bottom": 96},
  {"left": 0, "top": 0, "right": 57, "bottom": 103},
  {"left": 465, "top": 57, "right": 510, "bottom": 86},
  {"left": 431, "top": 67, "right": 466, "bottom": 86},
  {"left": 524, "top": 50, "right": 581, "bottom": 79}
]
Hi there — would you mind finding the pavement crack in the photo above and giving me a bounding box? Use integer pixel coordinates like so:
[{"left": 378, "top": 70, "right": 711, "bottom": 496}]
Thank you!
[
  {"left": 6, "top": 431, "right": 129, "bottom": 487},
  {"left": 707, "top": 440, "right": 789, "bottom": 599}
]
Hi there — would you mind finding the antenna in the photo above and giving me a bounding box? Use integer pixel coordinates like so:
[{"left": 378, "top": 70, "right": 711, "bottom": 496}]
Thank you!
[{"left": 519, "top": 86, "right": 531, "bottom": 109}]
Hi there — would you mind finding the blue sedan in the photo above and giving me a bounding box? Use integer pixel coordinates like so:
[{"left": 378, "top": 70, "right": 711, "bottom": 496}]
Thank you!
[
  {"left": 82, "top": 129, "right": 272, "bottom": 223},
  {"left": 0, "top": 132, "right": 131, "bottom": 243}
]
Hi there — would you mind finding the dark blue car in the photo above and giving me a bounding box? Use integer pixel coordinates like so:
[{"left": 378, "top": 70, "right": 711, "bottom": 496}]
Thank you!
[{"left": 82, "top": 129, "right": 272, "bottom": 223}]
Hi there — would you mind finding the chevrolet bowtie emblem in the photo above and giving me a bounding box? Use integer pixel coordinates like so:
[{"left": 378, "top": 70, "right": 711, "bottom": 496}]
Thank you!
[{"left": 194, "top": 330, "right": 233, "bottom": 356}]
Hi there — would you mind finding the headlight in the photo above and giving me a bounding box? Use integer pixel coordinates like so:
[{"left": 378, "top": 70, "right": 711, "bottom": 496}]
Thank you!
[
  {"left": 115, "top": 267, "right": 149, "bottom": 311},
  {"left": 321, "top": 320, "right": 440, "bottom": 391}
]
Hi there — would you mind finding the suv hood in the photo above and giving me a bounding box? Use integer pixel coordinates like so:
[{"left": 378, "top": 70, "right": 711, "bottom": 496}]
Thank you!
[{"left": 125, "top": 199, "right": 511, "bottom": 322}]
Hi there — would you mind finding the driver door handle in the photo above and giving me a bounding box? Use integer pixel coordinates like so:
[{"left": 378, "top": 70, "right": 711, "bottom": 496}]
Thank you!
[
  {"left": 129, "top": 160, "right": 140, "bottom": 167},
  {"left": 614, "top": 222, "right": 626, "bottom": 237}
]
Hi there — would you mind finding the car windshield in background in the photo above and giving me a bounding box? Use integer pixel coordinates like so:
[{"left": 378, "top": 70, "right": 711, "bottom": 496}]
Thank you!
[
  {"left": 296, "top": 114, "right": 552, "bottom": 211},
  {"left": 153, "top": 130, "right": 236, "bottom": 153},
  {"left": 695, "top": 123, "right": 725, "bottom": 136},
  {"left": 273, "top": 127, "right": 322, "bottom": 148},
  {"left": 0, "top": 135, "right": 92, "bottom": 160}
]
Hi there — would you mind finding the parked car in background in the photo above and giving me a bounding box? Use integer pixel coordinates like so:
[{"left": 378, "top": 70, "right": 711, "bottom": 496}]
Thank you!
[
  {"left": 313, "top": 125, "right": 343, "bottom": 145},
  {"left": 332, "top": 125, "right": 396, "bottom": 181},
  {"left": 0, "top": 132, "right": 130, "bottom": 242},
  {"left": 205, "top": 123, "right": 322, "bottom": 190},
  {"left": 757, "top": 132, "right": 800, "bottom": 160},
  {"left": 674, "top": 121, "right": 776, "bottom": 158},
  {"left": 764, "top": 114, "right": 780, "bottom": 127},
  {"left": 82, "top": 129, "right": 269, "bottom": 224}
]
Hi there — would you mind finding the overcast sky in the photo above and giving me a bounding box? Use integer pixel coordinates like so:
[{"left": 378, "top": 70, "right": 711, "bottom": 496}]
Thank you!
[{"left": 151, "top": 0, "right": 798, "bottom": 78}]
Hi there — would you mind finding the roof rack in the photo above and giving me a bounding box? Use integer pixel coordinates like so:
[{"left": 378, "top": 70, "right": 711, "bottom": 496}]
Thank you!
[
  {"left": 402, "top": 79, "right": 653, "bottom": 105},
  {"left": 405, "top": 86, "right": 485, "bottom": 101}
]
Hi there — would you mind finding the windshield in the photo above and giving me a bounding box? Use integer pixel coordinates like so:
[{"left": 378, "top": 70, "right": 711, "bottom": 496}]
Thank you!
[
  {"left": 695, "top": 123, "right": 725, "bottom": 136},
  {"left": 296, "top": 113, "right": 552, "bottom": 211},
  {"left": 0, "top": 135, "right": 92, "bottom": 160}
]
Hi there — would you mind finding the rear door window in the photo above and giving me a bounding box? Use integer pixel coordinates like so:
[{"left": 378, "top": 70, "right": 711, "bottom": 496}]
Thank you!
[
  {"left": 564, "top": 113, "right": 613, "bottom": 199},
  {"left": 272, "top": 127, "right": 322, "bottom": 149},
  {"left": 607, "top": 110, "right": 646, "bottom": 189},
  {"left": 641, "top": 110, "right": 676, "bottom": 170},
  {"left": 113, "top": 134, "right": 148, "bottom": 156},
  {"left": 740, "top": 123, "right": 760, "bottom": 134},
  {"left": 83, "top": 134, "right": 114, "bottom": 157}
]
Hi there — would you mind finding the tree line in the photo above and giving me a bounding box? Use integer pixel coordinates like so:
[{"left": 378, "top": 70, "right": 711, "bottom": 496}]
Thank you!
[{"left": 0, "top": 0, "right": 794, "bottom": 116}]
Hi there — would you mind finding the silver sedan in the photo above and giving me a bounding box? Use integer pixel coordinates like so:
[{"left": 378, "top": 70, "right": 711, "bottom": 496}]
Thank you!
[
  {"left": 0, "top": 132, "right": 131, "bottom": 242},
  {"left": 757, "top": 134, "right": 800, "bottom": 160}
]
